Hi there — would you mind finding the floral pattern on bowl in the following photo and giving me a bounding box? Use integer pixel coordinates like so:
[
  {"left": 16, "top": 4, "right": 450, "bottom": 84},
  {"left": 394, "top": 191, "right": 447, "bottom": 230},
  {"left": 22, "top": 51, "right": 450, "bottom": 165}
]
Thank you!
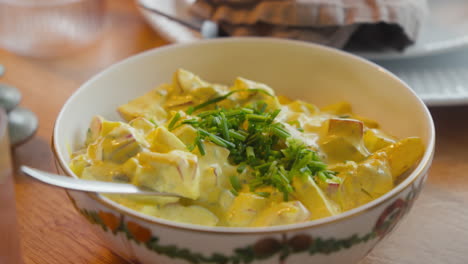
[{"left": 66, "top": 174, "right": 426, "bottom": 264}]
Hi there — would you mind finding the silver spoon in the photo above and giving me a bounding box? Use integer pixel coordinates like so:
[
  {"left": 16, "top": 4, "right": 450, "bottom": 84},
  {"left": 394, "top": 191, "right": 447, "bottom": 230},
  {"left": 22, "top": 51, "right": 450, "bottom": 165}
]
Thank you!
[
  {"left": 21, "top": 166, "right": 184, "bottom": 198},
  {"left": 138, "top": 2, "right": 222, "bottom": 39}
]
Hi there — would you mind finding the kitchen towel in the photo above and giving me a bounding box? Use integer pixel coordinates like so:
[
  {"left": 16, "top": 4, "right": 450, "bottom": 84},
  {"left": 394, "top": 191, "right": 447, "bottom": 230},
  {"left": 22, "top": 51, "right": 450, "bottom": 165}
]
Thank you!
[{"left": 190, "top": 0, "right": 428, "bottom": 50}]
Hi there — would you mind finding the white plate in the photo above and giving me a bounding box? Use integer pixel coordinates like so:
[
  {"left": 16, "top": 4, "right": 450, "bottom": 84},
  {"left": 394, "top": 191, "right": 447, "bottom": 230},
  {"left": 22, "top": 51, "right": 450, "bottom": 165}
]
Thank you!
[
  {"left": 362, "top": 0, "right": 468, "bottom": 60},
  {"left": 138, "top": 0, "right": 468, "bottom": 61},
  {"left": 138, "top": 0, "right": 468, "bottom": 106},
  {"left": 376, "top": 48, "right": 468, "bottom": 106}
]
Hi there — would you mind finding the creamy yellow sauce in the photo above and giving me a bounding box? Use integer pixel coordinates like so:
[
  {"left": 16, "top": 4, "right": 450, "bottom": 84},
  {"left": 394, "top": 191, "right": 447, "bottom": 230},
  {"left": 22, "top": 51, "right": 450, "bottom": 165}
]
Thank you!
[{"left": 70, "top": 69, "right": 424, "bottom": 227}]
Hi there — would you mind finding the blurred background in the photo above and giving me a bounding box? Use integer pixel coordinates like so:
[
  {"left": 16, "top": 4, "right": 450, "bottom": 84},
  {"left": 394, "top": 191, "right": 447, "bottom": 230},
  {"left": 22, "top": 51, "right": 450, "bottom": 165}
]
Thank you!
[{"left": 0, "top": 1, "right": 467, "bottom": 264}]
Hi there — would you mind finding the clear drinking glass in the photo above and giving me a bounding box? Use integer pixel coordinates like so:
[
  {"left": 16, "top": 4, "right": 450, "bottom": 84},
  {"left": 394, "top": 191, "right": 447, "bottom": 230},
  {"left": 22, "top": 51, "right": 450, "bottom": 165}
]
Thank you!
[
  {"left": 0, "top": 109, "right": 22, "bottom": 264},
  {"left": 0, "top": 0, "right": 106, "bottom": 58}
]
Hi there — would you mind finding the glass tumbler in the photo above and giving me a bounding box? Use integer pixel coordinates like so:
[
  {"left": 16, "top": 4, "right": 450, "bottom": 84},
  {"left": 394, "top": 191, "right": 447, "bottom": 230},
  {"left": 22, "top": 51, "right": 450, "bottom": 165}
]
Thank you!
[
  {"left": 0, "top": 0, "right": 106, "bottom": 58},
  {"left": 0, "top": 109, "right": 22, "bottom": 264}
]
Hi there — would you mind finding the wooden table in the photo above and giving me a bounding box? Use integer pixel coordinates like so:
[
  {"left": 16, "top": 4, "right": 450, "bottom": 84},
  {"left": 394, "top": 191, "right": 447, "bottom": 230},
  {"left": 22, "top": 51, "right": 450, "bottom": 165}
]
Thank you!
[{"left": 1, "top": 1, "right": 467, "bottom": 263}]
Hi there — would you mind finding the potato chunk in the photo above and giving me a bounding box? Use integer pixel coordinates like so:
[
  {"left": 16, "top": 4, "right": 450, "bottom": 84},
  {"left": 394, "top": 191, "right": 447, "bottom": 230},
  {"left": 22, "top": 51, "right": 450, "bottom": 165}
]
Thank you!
[
  {"left": 320, "top": 118, "right": 369, "bottom": 163},
  {"left": 327, "top": 153, "right": 393, "bottom": 211},
  {"left": 106, "top": 194, "right": 179, "bottom": 209},
  {"left": 174, "top": 68, "right": 228, "bottom": 99},
  {"left": 129, "top": 117, "right": 157, "bottom": 135},
  {"left": 172, "top": 125, "right": 198, "bottom": 146},
  {"left": 292, "top": 177, "right": 340, "bottom": 219},
  {"left": 133, "top": 150, "right": 200, "bottom": 199},
  {"left": 363, "top": 128, "right": 396, "bottom": 153},
  {"left": 320, "top": 101, "right": 352, "bottom": 115},
  {"left": 117, "top": 85, "right": 169, "bottom": 122},
  {"left": 146, "top": 126, "right": 187, "bottom": 153},
  {"left": 80, "top": 162, "right": 122, "bottom": 182},
  {"left": 358, "top": 152, "right": 394, "bottom": 198},
  {"left": 174, "top": 68, "right": 210, "bottom": 93},
  {"left": 84, "top": 116, "right": 121, "bottom": 146},
  {"left": 225, "top": 193, "right": 269, "bottom": 227},
  {"left": 372, "top": 137, "right": 425, "bottom": 180},
  {"left": 286, "top": 100, "right": 319, "bottom": 116},
  {"left": 142, "top": 204, "right": 219, "bottom": 226},
  {"left": 230, "top": 77, "right": 280, "bottom": 110},
  {"left": 87, "top": 125, "right": 146, "bottom": 164},
  {"left": 251, "top": 201, "right": 310, "bottom": 227}
]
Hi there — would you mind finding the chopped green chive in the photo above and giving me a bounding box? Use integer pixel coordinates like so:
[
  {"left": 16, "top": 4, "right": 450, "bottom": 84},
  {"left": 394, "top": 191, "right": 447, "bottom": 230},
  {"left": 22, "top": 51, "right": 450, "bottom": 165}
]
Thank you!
[
  {"left": 186, "top": 106, "right": 195, "bottom": 115},
  {"left": 207, "top": 135, "right": 228, "bottom": 148},
  {"left": 220, "top": 112, "right": 230, "bottom": 140},
  {"left": 197, "top": 110, "right": 219, "bottom": 118},
  {"left": 182, "top": 119, "right": 199, "bottom": 125},
  {"left": 195, "top": 137, "right": 206, "bottom": 155},
  {"left": 254, "top": 162, "right": 271, "bottom": 172},
  {"left": 271, "top": 125, "right": 290, "bottom": 139},
  {"left": 168, "top": 112, "right": 181, "bottom": 131},
  {"left": 189, "top": 89, "right": 272, "bottom": 114},
  {"left": 198, "top": 129, "right": 235, "bottom": 149},
  {"left": 237, "top": 130, "right": 249, "bottom": 137},
  {"left": 288, "top": 120, "right": 301, "bottom": 127},
  {"left": 187, "top": 144, "right": 195, "bottom": 151},
  {"left": 229, "top": 175, "right": 242, "bottom": 192},
  {"left": 269, "top": 109, "right": 281, "bottom": 122},
  {"left": 225, "top": 109, "right": 244, "bottom": 117},
  {"left": 149, "top": 119, "right": 158, "bottom": 126},
  {"left": 182, "top": 99, "right": 335, "bottom": 200},
  {"left": 228, "top": 129, "right": 247, "bottom": 141},
  {"left": 236, "top": 163, "right": 247, "bottom": 173},
  {"left": 241, "top": 108, "right": 254, "bottom": 114},
  {"left": 213, "top": 116, "right": 221, "bottom": 126},
  {"left": 255, "top": 192, "right": 271, "bottom": 198},
  {"left": 246, "top": 146, "right": 255, "bottom": 160},
  {"left": 246, "top": 114, "right": 267, "bottom": 122}
]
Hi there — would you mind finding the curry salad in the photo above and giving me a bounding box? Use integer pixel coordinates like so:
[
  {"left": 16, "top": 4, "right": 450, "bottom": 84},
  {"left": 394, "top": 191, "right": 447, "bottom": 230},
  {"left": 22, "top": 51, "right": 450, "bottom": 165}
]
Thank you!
[{"left": 69, "top": 69, "right": 425, "bottom": 227}]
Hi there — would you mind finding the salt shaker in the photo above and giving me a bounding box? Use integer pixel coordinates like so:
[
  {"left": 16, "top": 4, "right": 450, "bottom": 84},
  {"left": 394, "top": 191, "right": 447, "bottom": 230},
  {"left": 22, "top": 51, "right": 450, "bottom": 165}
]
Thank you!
[{"left": 0, "top": 109, "right": 22, "bottom": 264}]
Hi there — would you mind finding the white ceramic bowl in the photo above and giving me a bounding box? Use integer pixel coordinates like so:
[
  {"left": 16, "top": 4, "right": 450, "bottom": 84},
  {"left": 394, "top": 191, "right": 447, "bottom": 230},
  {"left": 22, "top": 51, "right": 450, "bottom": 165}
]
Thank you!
[{"left": 53, "top": 38, "right": 435, "bottom": 264}]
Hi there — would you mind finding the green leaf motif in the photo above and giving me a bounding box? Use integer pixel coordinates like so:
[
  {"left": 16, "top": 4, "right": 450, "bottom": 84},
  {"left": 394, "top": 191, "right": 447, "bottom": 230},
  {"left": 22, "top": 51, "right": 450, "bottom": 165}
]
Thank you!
[{"left": 75, "top": 184, "right": 420, "bottom": 264}]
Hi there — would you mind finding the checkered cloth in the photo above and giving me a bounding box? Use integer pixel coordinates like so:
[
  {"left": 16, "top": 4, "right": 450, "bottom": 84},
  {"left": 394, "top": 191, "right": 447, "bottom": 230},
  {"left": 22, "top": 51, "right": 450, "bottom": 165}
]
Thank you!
[{"left": 190, "top": 0, "right": 428, "bottom": 51}]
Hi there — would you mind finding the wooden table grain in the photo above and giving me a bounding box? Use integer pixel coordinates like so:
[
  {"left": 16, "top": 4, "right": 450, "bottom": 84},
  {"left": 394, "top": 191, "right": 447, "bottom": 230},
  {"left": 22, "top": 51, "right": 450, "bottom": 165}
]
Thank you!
[{"left": 1, "top": 1, "right": 467, "bottom": 263}]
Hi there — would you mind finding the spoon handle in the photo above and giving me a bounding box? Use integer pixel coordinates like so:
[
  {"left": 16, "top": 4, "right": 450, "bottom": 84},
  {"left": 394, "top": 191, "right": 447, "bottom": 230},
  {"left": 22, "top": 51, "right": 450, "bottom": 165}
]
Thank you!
[
  {"left": 20, "top": 166, "right": 180, "bottom": 197},
  {"left": 138, "top": 2, "right": 201, "bottom": 31},
  {"left": 137, "top": 2, "right": 222, "bottom": 39}
]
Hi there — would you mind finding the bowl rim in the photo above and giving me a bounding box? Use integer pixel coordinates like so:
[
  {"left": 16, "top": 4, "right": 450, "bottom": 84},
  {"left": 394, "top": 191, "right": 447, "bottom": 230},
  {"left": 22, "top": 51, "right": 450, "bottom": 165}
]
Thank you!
[{"left": 53, "top": 37, "right": 436, "bottom": 234}]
